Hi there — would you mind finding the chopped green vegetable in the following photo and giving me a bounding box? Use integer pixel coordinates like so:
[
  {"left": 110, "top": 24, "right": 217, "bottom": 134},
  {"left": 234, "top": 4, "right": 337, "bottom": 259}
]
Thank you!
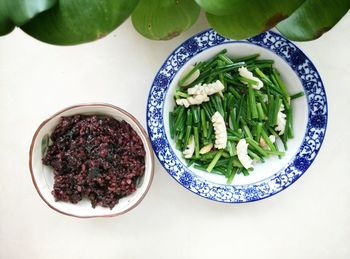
[
  {"left": 169, "top": 112, "right": 175, "bottom": 139},
  {"left": 41, "top": 134, "right": 50, "bottom": 156},
  {"left": 179, "top": 62, "right": 203, "bottom": 87},
  {"left": 291, "top": 91, "right": 305, "bottom": 100},
  {"left": 207, "top": 149, "right": 224, "bottom": 173},
  {"left": 169, "top": 49, "right": 298, "bottom": 184},
  {"left": 194, "top": 126, "right": 200, "bottom": 159}
]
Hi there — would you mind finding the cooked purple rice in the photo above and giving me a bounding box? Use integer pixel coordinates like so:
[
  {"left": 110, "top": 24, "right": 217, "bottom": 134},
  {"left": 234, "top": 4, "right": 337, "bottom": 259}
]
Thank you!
[{"left": 42, "top": 115, "right": 145, "bottom": 209}]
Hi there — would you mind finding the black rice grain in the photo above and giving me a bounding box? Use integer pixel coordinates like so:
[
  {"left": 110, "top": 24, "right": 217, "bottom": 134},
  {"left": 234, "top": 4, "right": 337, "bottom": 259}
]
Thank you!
[{"left": 42, "top": 115, "right": 145, "bottom": 209}]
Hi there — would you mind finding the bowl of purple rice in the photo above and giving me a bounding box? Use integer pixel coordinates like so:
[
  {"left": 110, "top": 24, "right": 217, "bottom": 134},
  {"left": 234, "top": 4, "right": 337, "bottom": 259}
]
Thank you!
[{"left": 29, "top": 103, "right": 154, "bottom": 218}]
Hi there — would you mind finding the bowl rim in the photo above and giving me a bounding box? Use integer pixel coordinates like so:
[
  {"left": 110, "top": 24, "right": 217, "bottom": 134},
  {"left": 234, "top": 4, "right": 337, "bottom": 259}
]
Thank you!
[
  {"left": 146, "top": 29, "right": 328, "bottom": 203},
  {"left": 29, "top": 103, "right": 155, "bottom": 218}
]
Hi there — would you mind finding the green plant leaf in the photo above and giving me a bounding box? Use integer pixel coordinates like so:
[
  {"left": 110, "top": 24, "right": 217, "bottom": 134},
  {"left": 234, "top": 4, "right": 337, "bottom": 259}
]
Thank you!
[
  {"left": 0, "top": 16, "right": 13, "bottom": 36},
  {"left": 194, "top": 0, "right": 240, "bottom": 16},
  {"left": 0, "top": 0, "right": 57, "bottom": 35},
  {"left": 21, "top": 0, "right": 139, "bottom": 45},
  {"left": 277, "top": 0, "right": 350, "bottom": 41},
  {"left": 206, "top": 0, "right": 305, "bottom": 40},
  {"left": 131, "top": 0, "right": 200, "bottom": 40}
]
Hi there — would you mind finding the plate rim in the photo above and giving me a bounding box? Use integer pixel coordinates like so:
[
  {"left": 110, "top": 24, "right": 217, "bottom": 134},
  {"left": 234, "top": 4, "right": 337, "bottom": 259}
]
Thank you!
[{"left": 146, "top": 28, "right": 328, "bottom": 203}]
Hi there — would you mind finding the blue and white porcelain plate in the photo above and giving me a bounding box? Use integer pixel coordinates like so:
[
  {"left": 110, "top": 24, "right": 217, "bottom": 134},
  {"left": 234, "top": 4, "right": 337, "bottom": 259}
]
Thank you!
[{"left": 146, "top": 29, "right": 327, "bottom": 203}]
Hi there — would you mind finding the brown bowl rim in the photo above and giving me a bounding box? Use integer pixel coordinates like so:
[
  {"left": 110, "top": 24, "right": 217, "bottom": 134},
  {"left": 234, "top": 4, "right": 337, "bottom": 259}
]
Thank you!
[{"left": 29, "top": 103, "right": 155, "bottom": 218}]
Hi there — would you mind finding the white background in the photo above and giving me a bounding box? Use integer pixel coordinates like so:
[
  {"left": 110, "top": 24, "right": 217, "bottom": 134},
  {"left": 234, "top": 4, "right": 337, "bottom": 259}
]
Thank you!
[{"left": 0, "top": 13, "right": 349, "bottom": 259}]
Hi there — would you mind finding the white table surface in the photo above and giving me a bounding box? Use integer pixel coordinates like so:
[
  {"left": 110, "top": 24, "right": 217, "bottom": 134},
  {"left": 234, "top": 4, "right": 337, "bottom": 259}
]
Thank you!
[{"left": 1, "top": 13, "right": 350, "bottom": 259}]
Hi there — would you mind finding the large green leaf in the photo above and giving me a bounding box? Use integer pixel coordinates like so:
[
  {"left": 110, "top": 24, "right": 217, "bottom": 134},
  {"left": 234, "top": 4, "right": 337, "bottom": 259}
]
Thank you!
[
  {"left": 0, "top": 14, "right": 13, "bottom": 35},
  {"left": 206, "top": 0, "right": 305, "bottom": 40},
  {"left": 195, "top": 0, "right": 240, "bottom": 16},
  {"left": 0, "top": 0, "right": 57, "bottom": 35},
  {"left": 131, "top": 0, "right": 200, "bottom": 40},
  {"left": 277, "top": 0, "right": 350, "bottom": 41},
  {"left": 21, "top": 0, "right": 139, "bottom": 45}
]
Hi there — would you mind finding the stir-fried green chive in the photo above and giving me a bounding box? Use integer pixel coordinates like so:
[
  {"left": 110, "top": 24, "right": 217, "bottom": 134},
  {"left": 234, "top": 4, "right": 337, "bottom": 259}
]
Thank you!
[
  {"left": 272, "top": 69, "right": 290, "bottom": 98},
  {"left": 178, "top": 62, "right": 203, "bottom": 86},
  {"left": 255, "top": 122, "right": 263, "bottom": 142},
  {"left": 169, "top": 112, "right": 175, "bottom": 139},
  {"left": 248, "top": 87, "right": 258, "bottom": 119},
  {"left": 194, "top": 126, "right": 200, "bottom": 159},
  {"left": 207, "top": 149, "right": 224, "bottom": 173},
  {"left": 184, "top": 109, "right": 192, "bottom": 147},
  {"left": 200, "top": 109, "right": 208, "bottom": 138},
  {"left": 232, "top": 53, "right": 259, "bottom": 63},
  {"left": 226, "top": 141, "right": 236, "bottom": 156},
  {"left": 291, "top": 91, "right": 305, "bottom": 100},
  {"left": 227, "top": 168, "right": 239, "bottom": 184},
  {"left": 175, "top": 106, "right": 185, "bottom": 130},
  {"left": 218, "top": 54, "right": 234, "bottom": 65},
  {"left": 170, "top": 49, "right": 304, "bottom": 183},
  {"left": 261, "top": 128, "right": 276, "bottom": 151}
]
